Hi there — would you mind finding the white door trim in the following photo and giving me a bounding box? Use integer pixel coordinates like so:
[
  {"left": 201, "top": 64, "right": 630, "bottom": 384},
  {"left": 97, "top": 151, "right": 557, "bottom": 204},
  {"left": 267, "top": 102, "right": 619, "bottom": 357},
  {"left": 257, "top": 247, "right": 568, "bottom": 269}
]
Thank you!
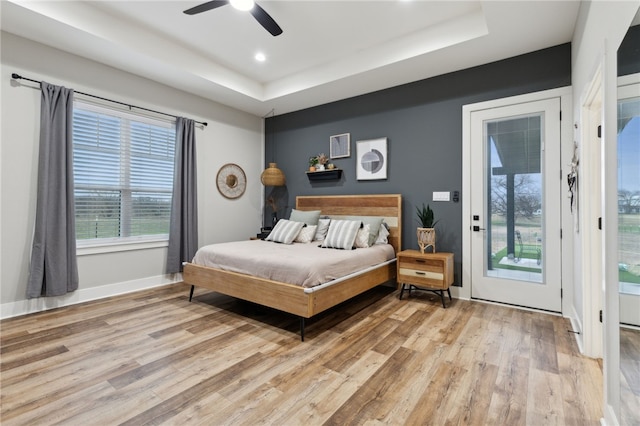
[
  {"left": 461, "top": 87, "right": 573, "bottom": 311},
  {"left": 579, "top": 63, "right": 604, "bottom": 359}
]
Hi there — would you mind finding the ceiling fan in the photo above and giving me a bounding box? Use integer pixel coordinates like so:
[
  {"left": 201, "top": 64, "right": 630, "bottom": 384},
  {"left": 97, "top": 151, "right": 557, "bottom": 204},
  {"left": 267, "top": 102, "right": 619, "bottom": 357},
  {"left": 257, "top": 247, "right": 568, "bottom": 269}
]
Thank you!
[{"left": 184, "top": 0, "right": 283, "bottom": 36}]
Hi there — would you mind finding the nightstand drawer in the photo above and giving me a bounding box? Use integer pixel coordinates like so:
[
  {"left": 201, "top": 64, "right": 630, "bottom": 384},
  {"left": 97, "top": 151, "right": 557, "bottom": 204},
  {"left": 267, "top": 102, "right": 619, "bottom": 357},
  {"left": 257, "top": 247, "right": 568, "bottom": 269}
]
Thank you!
[
  {"left": 397, "top": 257, "right": 446, "bottom": 273},
  {"left": 398, "top": 268, "right": 444, "bottom": 281},
  {"left": 398, "top": 268, "right": 446, "bottom": 289}
]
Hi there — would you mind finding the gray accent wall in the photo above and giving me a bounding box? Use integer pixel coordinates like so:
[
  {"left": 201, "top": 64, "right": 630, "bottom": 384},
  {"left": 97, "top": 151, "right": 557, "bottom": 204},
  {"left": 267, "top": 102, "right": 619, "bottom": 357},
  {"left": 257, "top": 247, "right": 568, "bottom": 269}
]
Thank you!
[
  {"left": 618, "top": 24, "right": 640, "bottom": 76},
  {"left": 265, "top": 43, "right": 571, "bottom": 287}
]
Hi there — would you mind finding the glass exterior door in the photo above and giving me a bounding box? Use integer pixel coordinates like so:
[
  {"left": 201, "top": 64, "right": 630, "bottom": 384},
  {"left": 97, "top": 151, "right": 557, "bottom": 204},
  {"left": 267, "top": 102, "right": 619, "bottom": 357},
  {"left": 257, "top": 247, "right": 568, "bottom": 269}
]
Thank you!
[
  {"left": 470, "top": 98, "right": 562, "bottom": 312},
  {"left": 618, "top": 84, "right": 640, "bottom": 327}
]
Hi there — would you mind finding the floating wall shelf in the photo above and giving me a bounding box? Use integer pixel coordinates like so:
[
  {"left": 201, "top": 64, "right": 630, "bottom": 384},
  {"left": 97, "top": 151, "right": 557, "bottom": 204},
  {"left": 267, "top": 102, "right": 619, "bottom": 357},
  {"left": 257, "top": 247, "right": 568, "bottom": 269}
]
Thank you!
[{"left": 306, "top": 169, "right": 343, "bottom": 182}]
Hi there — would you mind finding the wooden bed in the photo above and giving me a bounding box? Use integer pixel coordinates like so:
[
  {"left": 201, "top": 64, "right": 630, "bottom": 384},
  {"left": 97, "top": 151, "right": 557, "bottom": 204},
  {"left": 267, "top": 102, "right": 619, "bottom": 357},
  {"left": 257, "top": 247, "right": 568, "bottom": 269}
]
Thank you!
[{"left": 182, "top": 194, "right": 402, "bottom": 340}]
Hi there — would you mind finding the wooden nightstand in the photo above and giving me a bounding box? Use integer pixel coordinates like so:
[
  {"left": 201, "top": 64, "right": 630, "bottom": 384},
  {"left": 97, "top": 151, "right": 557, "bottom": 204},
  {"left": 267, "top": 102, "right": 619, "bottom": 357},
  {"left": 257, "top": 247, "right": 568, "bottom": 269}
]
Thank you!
[{"left": 397, "top": 250, "right": 454, "bottom": 308}]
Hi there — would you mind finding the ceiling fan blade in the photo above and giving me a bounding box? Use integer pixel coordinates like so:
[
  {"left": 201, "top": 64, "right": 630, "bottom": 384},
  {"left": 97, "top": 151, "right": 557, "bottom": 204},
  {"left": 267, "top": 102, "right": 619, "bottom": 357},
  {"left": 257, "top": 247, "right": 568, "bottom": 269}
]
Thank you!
[
  {"left": 183, "top": 0, "right": 229, "bottom": 15},
  {"left": 250, "top": 3, "right": 283, "bottom": 36}
]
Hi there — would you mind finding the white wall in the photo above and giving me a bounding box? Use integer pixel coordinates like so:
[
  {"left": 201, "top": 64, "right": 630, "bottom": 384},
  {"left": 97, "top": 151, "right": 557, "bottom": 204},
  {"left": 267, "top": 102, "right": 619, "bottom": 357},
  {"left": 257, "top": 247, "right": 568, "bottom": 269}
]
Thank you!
[
  {"left": 570, "top": 1, "right": 639, "bottom": 424},
  {"left": 0, "top": 32, "right": 263, "bottom": 317},
  {"left": 569, "top": 0, "right": 637, "bottom": 345}
]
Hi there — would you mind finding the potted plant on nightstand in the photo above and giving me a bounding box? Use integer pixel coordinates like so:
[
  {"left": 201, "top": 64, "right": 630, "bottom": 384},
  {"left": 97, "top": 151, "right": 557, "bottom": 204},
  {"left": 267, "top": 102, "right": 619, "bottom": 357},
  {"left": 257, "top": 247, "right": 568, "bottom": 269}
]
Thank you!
[{"left": 416, "top": 203, "right": 439, "bottom": 253}]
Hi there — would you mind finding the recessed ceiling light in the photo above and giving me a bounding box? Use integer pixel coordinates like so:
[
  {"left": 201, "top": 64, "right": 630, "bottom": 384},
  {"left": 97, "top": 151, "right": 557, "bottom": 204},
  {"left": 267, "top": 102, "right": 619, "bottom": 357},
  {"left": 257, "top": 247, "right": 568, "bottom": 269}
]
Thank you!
[
  {"left": 230, "top": 0, "right": 255, "bottom": 11},
  {"left": 255, "top": 52, "right": 266, "bottom": 62}
]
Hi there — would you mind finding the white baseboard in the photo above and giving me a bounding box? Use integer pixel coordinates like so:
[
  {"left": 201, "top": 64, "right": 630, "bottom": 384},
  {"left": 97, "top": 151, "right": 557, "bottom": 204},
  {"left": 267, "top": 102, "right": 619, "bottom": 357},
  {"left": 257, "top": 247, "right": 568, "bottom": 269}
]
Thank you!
[
  {"left": 567, "top": 303, "right": 585, "bottom": 355},
  {"left": 602, "top": 403, "right": 619, "bottom": 426},
  {"left": 0, "top": 273, "right": 182, "bottom": 320},
  {"left": 449, "top": 286, "right": 470, "bottom": 300}
]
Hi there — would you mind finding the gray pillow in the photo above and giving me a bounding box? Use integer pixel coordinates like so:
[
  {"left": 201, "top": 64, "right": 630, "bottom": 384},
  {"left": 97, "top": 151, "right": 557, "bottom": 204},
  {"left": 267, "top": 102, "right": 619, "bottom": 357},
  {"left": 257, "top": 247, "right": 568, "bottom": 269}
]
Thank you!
[
  {"left": 289, "top": 209, "right": 321, "bottom": 225},
  {"left": 314, "top": 218, "right": 331, "bottom": 241},
  {"left": 375, "top": 221, "right": 390, "bottom": 244},
  {"left": 265, "top": 219, "right": 305, "bottom": 244},
  {"left": 321, "top": 220, "right": 361, "bottom": 250},
  {"left": 344, "top": 215, "right": 384, "bottom": 246}
]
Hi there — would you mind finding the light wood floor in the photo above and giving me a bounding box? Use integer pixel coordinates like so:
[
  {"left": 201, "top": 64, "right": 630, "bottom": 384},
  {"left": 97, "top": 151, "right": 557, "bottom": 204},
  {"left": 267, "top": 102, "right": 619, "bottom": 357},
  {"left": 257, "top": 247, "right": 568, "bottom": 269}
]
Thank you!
[
  {"left": 1, "top": 283, "right": 603, "bottom": 425},
  {"left": 620, "top": 327, "right": 640, "bottom": 425}
]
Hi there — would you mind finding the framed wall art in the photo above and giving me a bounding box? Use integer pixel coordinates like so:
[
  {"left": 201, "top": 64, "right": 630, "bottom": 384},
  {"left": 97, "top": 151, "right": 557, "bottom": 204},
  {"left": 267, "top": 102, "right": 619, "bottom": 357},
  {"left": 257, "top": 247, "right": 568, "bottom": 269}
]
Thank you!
[
  {"left": 329, "top": 133, "right": 350, "bottom": 159},
  {"left": 356, "top": 137, "right": 387, "bottom": 180}
]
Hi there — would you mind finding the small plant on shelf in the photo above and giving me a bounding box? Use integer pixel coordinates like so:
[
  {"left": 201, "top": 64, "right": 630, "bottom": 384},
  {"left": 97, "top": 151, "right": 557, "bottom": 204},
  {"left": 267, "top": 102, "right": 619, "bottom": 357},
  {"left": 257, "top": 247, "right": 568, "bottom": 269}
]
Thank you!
[{"left": 308, "top": 156, "right": 319, "bottom": 171}]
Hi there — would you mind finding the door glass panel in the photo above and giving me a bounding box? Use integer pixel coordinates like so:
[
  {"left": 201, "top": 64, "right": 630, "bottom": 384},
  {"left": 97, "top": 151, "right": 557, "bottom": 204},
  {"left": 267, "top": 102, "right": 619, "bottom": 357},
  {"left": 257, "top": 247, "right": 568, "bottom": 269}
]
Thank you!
[
  {"left": 485, "top": 114, "right": 543, "bottom": 284},
  {"left": 618, "top": 96, "right": 640, "bottom": 300}
]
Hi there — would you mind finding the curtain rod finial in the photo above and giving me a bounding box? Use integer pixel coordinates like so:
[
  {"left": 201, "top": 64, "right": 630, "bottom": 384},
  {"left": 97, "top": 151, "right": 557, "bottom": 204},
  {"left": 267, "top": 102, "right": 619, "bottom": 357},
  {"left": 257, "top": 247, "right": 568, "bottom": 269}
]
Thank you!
[{"left": 11, "top": 73, "right": 22, "bottom": 79}]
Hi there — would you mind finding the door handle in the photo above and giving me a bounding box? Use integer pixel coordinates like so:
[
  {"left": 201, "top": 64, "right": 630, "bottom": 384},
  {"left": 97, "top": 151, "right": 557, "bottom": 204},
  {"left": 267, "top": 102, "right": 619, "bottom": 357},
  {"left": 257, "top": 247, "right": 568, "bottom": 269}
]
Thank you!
[{"left": 473, "top": 226, "right": 486, "bottom": 232}]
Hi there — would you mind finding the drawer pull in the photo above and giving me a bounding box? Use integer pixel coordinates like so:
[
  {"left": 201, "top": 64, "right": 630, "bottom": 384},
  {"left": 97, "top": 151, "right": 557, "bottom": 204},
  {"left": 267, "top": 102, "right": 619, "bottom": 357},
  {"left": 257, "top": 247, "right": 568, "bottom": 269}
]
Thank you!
[
  {"left": 415, "top": 259, "right": 426, "bottom": 263},
  {"left": 415, "top": 271, "right": 426, "bottom": 275}
]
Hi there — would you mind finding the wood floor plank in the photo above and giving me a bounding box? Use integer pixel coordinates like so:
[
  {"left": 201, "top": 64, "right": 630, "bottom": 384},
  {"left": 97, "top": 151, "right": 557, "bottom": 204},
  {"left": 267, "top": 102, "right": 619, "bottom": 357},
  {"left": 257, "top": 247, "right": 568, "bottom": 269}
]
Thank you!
[
  {"left": 120, "top": 352, "right": 271, "bottom": 426},
  {"left": 448, "top": 361, "right": 500, "bottom": 425},
  {"left": 557, "top": 352, "right": 603, "bottom": 425},
  {"left": 530, "top": 316, "right": 560, "bottom": 374},
  {"left": 0, "top": 344, "right": 69, "bottom": 372},
  {"left": 486, "top": 354, "right": 530, "bottom": 425},
  {"left": 404, "top": 360, "right": 468, "bottom": 425},
  {"left": 323, "top": 346, "right": 418, "bottom": 425},
  {"left": 526, "top": 365, "right": 565, "bottom": 425},
  {"left": 0, "top": 283, "right": 604, "bottom": 425},
  {"left": 620, "top": 327, "right": 640, "bottom": 426}
]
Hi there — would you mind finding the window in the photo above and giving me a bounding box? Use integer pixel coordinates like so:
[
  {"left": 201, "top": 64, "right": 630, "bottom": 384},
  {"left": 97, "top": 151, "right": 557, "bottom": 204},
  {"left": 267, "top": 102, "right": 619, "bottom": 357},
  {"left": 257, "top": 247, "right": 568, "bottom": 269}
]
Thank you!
[{"left": 73, "top": 101, "right": 176, "bottom": 246}]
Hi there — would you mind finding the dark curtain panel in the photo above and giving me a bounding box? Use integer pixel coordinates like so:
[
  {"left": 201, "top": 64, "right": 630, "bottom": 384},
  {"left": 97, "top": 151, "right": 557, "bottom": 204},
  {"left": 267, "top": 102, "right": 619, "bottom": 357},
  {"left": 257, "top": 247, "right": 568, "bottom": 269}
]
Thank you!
[
  {"left": 167, "top": 117, "right": 198, "bottom": 273},
  {"left": 27, "top": 82, "right": 79, "bottom": 298}
]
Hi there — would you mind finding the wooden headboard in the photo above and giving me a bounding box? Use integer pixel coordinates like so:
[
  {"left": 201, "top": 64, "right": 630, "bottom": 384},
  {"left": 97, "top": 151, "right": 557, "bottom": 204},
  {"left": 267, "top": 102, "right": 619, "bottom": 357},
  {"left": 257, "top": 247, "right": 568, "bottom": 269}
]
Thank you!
[{"left": 296, "top": 194, "right": 402, "bottom": 253}]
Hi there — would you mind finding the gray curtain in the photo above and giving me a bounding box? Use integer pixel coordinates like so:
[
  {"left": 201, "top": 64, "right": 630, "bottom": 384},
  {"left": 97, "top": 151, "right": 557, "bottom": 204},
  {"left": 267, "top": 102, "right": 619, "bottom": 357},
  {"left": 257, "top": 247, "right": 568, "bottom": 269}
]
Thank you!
[
  {"left": 167, "top": 117, "right": 198, "bottom": 273},
  {"left": 27, "top": 82, "right": 78, "bottom": 298}
]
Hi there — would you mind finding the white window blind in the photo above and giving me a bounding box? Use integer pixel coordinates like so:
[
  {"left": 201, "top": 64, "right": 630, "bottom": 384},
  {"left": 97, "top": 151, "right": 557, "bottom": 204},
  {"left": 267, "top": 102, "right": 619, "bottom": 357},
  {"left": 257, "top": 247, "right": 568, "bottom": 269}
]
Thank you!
[{"left": 73, "top": 101, "right": 176, "bottom": 244}]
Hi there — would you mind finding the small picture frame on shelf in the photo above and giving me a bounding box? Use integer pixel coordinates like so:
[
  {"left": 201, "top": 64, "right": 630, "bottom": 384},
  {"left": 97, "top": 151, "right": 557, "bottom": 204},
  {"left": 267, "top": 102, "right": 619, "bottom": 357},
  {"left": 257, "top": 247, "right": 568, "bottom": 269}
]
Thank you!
[
  {"left": 330, "top": 133, "right": 350, "bottom": 159},
  {"left": 356, "top": 137, "right": 387, "bottom": 180}
]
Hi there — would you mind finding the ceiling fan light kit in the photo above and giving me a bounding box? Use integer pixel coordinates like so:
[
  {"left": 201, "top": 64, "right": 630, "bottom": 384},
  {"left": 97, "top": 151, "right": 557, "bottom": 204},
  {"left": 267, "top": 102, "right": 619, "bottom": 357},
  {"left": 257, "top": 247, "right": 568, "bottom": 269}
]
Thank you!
[
  {"left": 184, "top": 0, "right": 283, "bottom": 36},
  {"left": 230, "top": 0, "right": 254, "bottom": 11}
]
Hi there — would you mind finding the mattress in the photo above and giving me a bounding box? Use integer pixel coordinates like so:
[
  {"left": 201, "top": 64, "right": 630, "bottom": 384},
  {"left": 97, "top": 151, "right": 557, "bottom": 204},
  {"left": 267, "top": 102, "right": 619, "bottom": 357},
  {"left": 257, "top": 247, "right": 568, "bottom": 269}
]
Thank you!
[{"left": 191, "top": 240, "right": 396, "bottom": 288}]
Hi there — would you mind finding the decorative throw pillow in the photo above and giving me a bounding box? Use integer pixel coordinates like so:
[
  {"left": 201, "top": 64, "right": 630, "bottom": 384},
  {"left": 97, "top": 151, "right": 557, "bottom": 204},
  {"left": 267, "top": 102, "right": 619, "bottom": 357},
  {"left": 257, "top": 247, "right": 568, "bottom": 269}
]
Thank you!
[
  {"left": 265, "top": 219, "right": 305, "bottom": 244},
  {"left": 314, "top": 218, "right": 331, "bottom": 241},
  {"left": 321, "top": 220, "right": 361, "bottom": 250},
  {"left": 289, "top": 209, "right": 321, "bottom": 226},
  {"left": 355, "top": 223, "right": 371, "bottom": 248},
  {"left": 344, "top": 216, "right": 384, "bottom": 246},
  {"left": 375, "top": 222, "right": 390, "bottom": 244},
  {"left": 295, "top": 225, "right": 317, "bottom": 243}
]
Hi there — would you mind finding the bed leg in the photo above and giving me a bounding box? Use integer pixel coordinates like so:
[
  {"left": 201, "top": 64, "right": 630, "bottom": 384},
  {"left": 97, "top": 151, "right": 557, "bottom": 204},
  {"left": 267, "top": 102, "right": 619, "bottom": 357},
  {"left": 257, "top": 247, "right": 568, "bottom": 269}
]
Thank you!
[
  {"left": 189, "top": 285, "right": 195, "bottom": 302},
  {"left": 300, "top": 317, "right": 305, "bottom": 342}
]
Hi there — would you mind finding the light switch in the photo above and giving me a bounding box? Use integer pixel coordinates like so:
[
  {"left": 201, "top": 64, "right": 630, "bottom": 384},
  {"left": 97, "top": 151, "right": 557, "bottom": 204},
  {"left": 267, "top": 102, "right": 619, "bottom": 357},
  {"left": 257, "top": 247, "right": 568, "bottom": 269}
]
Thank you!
[{"left": 433, "top": 191, "right": 450, "bottom": 202}]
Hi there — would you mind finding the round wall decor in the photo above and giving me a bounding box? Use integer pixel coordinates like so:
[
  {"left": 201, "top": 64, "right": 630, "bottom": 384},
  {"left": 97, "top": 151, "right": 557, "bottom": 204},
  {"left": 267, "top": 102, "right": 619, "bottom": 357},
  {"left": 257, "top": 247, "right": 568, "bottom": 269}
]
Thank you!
[{"left": 216, "top": 163, "right": 246, "bottom": 199}]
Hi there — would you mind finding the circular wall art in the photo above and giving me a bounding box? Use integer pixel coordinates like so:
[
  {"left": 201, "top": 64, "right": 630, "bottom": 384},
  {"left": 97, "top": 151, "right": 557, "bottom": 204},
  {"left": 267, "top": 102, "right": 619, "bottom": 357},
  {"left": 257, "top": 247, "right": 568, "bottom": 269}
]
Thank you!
[
  {"left": 356, "top": 137, "right": 388, "bottom": 180},
  {"left": 216, "top": 163, "right": 246, "bottom": 199}
]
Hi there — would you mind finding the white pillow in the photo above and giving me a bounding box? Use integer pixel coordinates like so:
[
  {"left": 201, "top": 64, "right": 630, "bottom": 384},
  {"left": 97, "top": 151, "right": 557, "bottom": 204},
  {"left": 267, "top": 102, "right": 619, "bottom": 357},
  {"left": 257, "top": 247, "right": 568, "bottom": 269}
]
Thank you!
[
  {"left": 375, "top": 222, "right": 390, "bottom": 244},
  {"left": 265, "top": 219, "right": 305, "bottom": 244},
  {"left": 355, "top": 223, "right": 371, "bottom": 248},
  {"left": 321, "top": 220, "right": 361, "bottom": 250},
  {"left": 295, "top": 225, "right": 317, "bottom": 243},
  {"left": 314, "top": 218, "right": 331, "bottom": 241}
]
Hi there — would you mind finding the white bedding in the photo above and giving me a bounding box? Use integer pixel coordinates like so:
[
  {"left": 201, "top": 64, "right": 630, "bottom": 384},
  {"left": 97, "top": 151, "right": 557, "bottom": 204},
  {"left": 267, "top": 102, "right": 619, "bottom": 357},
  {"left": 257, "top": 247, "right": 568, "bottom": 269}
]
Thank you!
[{"left": 191, "top": 240, "right": 396, "bottom": 288}]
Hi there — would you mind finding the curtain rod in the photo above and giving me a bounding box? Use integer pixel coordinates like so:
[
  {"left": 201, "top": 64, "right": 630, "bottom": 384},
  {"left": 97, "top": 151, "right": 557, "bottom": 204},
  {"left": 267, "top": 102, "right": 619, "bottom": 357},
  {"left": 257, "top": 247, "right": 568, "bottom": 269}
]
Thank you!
[{"left": 11, "top": 73, "right": 208, "bottom": 127}]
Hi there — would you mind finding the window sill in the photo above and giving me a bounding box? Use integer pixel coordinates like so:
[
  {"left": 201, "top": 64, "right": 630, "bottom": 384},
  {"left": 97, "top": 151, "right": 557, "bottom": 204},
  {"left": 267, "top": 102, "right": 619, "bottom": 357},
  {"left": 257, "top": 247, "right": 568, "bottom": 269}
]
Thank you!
[{"left": 76, "top": 239, "right": 169, "bottom": 256}]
